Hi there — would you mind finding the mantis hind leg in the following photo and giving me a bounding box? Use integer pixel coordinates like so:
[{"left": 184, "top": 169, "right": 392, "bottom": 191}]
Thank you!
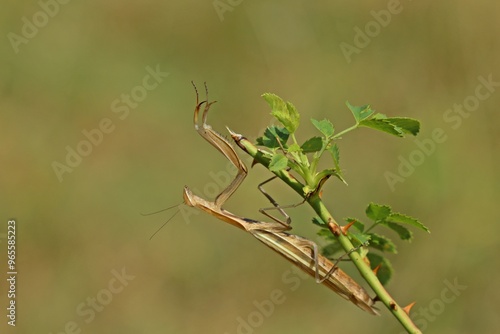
[{"left": 317, "top": 242, "right": 367, "bottom": 283}]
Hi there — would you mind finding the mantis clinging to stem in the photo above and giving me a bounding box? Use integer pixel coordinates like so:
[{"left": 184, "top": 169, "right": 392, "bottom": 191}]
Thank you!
[{"left": 182, "top": 82, "right": 379, "bottom": 315}]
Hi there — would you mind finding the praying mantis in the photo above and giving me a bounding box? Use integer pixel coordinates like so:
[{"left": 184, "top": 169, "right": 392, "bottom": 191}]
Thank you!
[{"left": 182, "top": 83, "right": 379, "bottom": 315}]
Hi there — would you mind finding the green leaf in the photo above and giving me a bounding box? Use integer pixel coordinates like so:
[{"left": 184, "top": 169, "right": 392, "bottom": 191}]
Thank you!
[
  {"left": 359, "top": 118, "right": 405, "bottom": 137},
  {"left": 366, "top": 253, "right": 393, "bottom": 286},
  {"left": 359, "top": 115, "right": 420, "bottom": 137},
  {"left": 269, "top": 154, "right": 288, "bottom": 172},
  {"left": 328, "top": 143, "right": 341, "bottom": 171},
  {"left": 346, "top": 101, "right": 374, "bottom": 123},
  {"left": 301, "top": 137, "right": 323, "bottom": 153},
  {"left": 262, "top": 93, "right": 286, "bottom": 112},
  {"left": 255, "top": 126, "right": 289, "bottom": 149},
  {"left": 349, "top": 232, "right": 371, "bottom": 246},
  {"left": 367, "top": 233, "right": 397, "bottom": 253},
  {"left": 311, "top": 118, "right": 335, "bottom": 137},
  {"left": 366, "top": 203, "right": 392, "bottom": 221},
  {"left": 383, "top": 222, "right": 413, "bottom": 241},
  {"left": 262, "top": 93, "right": 300, "bottom": 133},
  {"left": 287, "top": 143, "right": 302, "bottom": 153},
  {"left": 385, "top": 117, "right": 420, "bottom": 136},
  {"left": 285, "top": 102, "right": 300, "bottom": 132},
  {"left": 372, "top": 113, "right": 388, "bottom": 119},
  {"left": 388, "top": 212, "right": 430, "bottom": 233},
  {"left": 344, "top": 217, "right": 364, "bottom": 232},
  {"left": 322, "top": 241, "right": 344, "bottom": 258},
  {"left": 317, "top": 228, "right": 336, "bottom": 241},
  {"left": 312, "top": 216, "right": 327, "bottom": 228}
]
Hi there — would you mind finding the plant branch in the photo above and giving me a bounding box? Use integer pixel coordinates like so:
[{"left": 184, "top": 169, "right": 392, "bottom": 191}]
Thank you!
[
  {"left": 232, "top": 134, "right": 422, "bottom": 334},
  {"left": 332, "top": 123, "right": 359, "bottom": 139}
]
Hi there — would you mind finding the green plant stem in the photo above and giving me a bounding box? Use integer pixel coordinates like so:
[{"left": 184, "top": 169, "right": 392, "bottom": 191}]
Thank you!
[
  {"left": 332, "top": 123, "right": 359, "bottom": 139},
  {"left": 234, "top": 135, "right": 422, "bottom": 334},
  {"left": 309, "top": 137, "right": 330, "bottom": 174},
  {"left": 365, "top": 222, "right": 378, "bottom": 233}
]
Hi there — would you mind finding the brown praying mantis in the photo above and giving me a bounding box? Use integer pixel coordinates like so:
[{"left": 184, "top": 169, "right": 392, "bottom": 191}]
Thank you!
[{"left": 182, "top": 83, "right": 379, "bottom": 315}]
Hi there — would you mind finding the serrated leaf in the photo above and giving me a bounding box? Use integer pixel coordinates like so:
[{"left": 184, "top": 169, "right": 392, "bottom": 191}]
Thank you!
[
  {"left": 359, "top": 115, "right": 420, "bottom": 137},
  {"left": 366, "top": 253, "right": 393, "bottom": 286},
  {"left": 385, "top": 117, "right": 420, "bottom": 136},
  {"left": 255, "top": 126, "right": 289, "bottom": 149},
  {"left": 349, "top": 232, "right": 371, "bottom": 246},
  {"left": 269, "top": 154, "right": 288, "bottom": 172},
  {"left": 367, "top": 233, "right": 397, "bottom": 253},
  {"left": 359, "top": 118, "right": 404, "bottom": 137},
  {"left": 328, "top": 143, "right": 341, "bottom": 171},
  {"left": 285, "top": 102, "right": 300, "bottom": 132},
  {"left": 301, "top": 137, "right": 323, "bottom": 153},
  {"left": 262, "top": 93, "right": 300, "bottom": 133},
  {"left": 388, "top": 213, "right": 430, "bottom": 233},
  {"left": 262, "top": 93, "right": 286, "bottom": 112},
  {"left": 366, "top": 203, "right": 392, "bottom": 221},
  {"left": 311, "top": 118, "right": 335, "bottom": 137},
  {"left": 346, "top": 101, "right": 374, "bottom": 123},
  {"left": 344, "top": 217, "right": 364, "bottom": 232},
  {"left": 383, "top": 221, "right": 413, "bottom": 241}
]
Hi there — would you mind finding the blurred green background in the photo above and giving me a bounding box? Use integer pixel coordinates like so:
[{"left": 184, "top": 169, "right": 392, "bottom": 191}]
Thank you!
[{"left": 1, "top": 1, "right": 499, "bottom": 333}]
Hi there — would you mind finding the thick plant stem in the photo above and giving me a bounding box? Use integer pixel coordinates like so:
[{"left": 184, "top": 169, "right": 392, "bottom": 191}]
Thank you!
[
  {"left": 309, "top": 195, "right": 421, "bottom": 333},
  {"left": 232, "top": 134, "right": 422, "bottom": 334}
]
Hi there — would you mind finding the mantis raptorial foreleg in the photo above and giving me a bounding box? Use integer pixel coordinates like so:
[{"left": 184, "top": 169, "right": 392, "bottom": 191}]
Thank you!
[{"left": 192, "top": 82, "right": 248, "bottom": 208}]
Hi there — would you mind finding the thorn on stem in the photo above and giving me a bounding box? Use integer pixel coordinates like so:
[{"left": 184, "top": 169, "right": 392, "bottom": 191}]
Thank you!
[
  {"left": 403, "top": 302, "right": 416, "bottom": 315},
  {"left": 390, "top": 301, "right": 397, "bottom": 310},
  {"left": 340, "top": 220, "right": 355, "bottom": 235},
  {"left": 372, "top": 264, "right": 382, "bottom": 275}
]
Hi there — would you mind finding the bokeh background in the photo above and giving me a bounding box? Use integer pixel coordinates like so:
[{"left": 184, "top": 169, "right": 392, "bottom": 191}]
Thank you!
[{"left": 1, "top": 1, "right": 499, "bottom": 333}]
